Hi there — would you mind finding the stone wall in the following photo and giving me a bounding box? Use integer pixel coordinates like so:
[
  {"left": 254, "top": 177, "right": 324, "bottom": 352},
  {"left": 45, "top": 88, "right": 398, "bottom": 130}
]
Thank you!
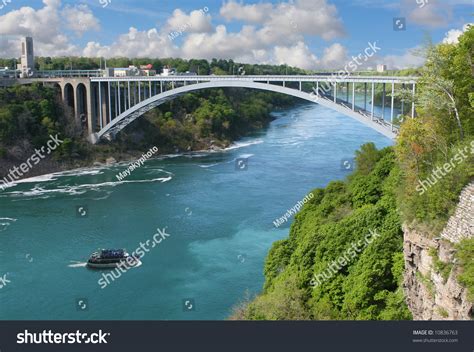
[
  {"left": 440, "top": 182, "right": 474, "bottom": 243},
  {"left": 403, "top": 181, "right": 473, "bottom": 320}
]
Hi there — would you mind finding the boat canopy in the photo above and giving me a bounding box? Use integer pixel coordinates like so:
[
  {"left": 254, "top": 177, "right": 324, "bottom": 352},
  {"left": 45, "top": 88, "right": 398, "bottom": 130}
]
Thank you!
[{"left": 100, "top": 249, "right": 125, "bottom": 258}]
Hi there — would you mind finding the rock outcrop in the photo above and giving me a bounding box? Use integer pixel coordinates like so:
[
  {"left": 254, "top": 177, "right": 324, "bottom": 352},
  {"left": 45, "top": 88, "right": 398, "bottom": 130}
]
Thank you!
[{"left": 403, "top": 182, "right": 473, "bottom": 320}]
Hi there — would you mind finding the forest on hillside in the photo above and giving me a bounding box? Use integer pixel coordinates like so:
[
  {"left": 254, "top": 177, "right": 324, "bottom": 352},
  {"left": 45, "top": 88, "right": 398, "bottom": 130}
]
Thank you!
[{"left": 233, "top": 27, "right": 474, "bottom": 321}]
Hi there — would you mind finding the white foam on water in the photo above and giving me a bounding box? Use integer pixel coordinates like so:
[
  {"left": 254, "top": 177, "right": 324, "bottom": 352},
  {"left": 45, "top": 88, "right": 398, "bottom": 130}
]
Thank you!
[
  {"left": 68, "top": 262, "right": 88, "bottom": 268},
  {"left": 224, "top": 140, "right": 263, "bottom": 151},
  {"left": 237, "top": 153, "right": 255, "bottom": 159},
  {"left": 0, "top": 217, "right": 17, "bottom": 231},
  {"left": 0, "top": 223, "right": 11, "bottom": 231},
  {"left": 197, "top": 163, "right": 220, "bottom": 168},
  {"left": 4, "top": 176, "right": 173, "bottom": 199},
  {"left": 13, "top": 174, "right": 58, "bottom": 184}
]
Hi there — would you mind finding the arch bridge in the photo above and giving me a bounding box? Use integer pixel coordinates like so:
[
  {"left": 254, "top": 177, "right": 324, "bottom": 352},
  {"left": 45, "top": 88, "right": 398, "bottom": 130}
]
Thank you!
[{"left": 12, "top": 74, "right": 419, "bottom": 143}]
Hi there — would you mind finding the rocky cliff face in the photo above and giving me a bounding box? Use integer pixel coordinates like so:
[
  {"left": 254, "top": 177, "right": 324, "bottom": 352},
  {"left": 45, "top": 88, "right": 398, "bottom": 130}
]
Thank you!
[{"left": 403, "top": 182, "right": 473, "bottom": 320}]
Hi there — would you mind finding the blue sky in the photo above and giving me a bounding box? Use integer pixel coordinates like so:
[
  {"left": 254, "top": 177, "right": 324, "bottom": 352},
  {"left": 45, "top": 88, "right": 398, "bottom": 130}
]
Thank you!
[{"left": 0, "top": 0, "right": 471, "bottom": 69}]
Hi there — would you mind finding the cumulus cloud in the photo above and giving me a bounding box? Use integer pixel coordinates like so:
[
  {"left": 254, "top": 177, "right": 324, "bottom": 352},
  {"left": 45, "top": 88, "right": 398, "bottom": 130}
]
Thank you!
[
  {"left": 376, "top": 22, "right": 472, "bottom": 70},
  {"left": 403, "top": 0, "right": 452, "bottom": 28},
  {"left": 274, "top": 42, "right": 319, "bottom": 70},
  {"left": 63, "top": 4, "right": 100, "bottom": 37},
  {"left": 220, "top": 0, "right": 345, "bottom": 41},
  {"left": 0, "top": 0, "right": 99, "bottom": 57},
  {"left": 1, "top": 0, "right": 432, "bottom": 72},
  {"left": 378, "top": 48, "right": 425, "bottom": 69},
  {"left": 271, "top": 42, "right": 350, "bottom": 70},
  {"left": 83, "top": 27, "right": 179, "bottom": 58},
  {"left": 318, "top": 43, "right": 349, "bottom": 69},
  {"left": 220, "top": 1, "right": 273, "bottom": 23},
  {"left": 176, "top": 0, "right": 345, "bottom": 66},
  {"left": 443, "top": 23, "right": 472, "bottom": 44},
  {"left": 166, "top": 8, "right": 213, "bottom": 34}
]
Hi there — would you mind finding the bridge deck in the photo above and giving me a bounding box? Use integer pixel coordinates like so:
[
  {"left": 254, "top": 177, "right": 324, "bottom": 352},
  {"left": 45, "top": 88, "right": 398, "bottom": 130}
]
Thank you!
[{"left": 90, "top": 75, "right": 418, "bottom": 84}]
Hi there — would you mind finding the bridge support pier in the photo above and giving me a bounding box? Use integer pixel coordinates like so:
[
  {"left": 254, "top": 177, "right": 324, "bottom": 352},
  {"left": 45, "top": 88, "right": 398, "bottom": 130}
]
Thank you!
[
  {"left": 371, "top": 82, "right": 375, "bottom": 120},
  {"left": 352, "top": 82, "right": 355, "bottom": 111}
]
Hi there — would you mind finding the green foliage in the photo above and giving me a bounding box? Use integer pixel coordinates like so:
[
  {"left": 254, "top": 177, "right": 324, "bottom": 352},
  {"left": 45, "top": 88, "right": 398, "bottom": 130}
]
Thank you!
[
  {"left": 116, "top": 88, "right": 296, "bottom": 152},
  {"left": 416, "top": 271, "right": 435, "bottom": 297},
  {"left": 455, "top": 238, "right": 474, "bottom": 301},
  {"left": 429, "top": 247, "right": 453, "bottom": 282},
  {"left": 437, "top": 307, "right": 449, "bottom": 318},
  {"left": 0, "top": 84, "right": 91, "bottom": 167},
  {"left": 0, "top": 56, "right": 307, "bottom": 76},
  {"left": 395, "top": 27, "right": 474, "bottom": 232},
  {"left": 241, "top": 144, "right": 411, "bottom": 320}
]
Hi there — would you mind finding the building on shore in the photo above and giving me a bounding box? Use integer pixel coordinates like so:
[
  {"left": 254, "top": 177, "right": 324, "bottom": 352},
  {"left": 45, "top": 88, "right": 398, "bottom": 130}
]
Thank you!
[
  {"left": 376, "top": 64, "right": 387, "bottom": 73},
  {"left": 18, "top": 37, "right": 35, "bottom": 78}
]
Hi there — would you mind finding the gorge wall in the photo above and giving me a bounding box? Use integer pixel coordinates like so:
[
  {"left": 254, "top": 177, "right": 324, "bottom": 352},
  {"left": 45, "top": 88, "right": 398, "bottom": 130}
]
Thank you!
[{"left": 403, "top": 182, "right": 473, "bottom": 320}]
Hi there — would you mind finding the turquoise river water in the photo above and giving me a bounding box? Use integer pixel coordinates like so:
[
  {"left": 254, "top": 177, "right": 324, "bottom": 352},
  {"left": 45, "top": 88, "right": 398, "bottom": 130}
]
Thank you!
[{"left": 0, "top": 101, "right": 393, "bottom": 320}]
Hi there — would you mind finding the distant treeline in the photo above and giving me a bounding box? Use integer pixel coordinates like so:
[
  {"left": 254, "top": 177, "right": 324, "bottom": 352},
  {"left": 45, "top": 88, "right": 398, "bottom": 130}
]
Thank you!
[{"left": 0, "top": 57, "right": 307, "bottom": 76}]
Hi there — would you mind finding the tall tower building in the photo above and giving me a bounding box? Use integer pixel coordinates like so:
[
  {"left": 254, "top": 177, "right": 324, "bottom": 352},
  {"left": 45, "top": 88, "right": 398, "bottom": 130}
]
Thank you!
[{"left": 20, "top": 37, "right": 34, "bottom": 77}]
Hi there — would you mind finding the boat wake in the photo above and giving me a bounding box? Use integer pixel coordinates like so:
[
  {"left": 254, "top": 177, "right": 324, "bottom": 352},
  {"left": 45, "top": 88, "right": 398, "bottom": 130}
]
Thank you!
[{"left": 68, "top": 261, "right": 88, "bottom": 268}]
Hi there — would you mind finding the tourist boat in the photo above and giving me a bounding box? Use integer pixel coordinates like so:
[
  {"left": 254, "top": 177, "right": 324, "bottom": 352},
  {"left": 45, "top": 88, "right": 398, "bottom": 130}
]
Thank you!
[{"left": 87, "top": 249, "right": 140, "bottom": 269}]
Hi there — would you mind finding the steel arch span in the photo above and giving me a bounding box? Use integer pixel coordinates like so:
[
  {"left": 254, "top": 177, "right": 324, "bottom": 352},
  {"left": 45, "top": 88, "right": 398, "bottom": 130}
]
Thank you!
[{"left": 89, "top": 80, "right": 399, "bottom": 144}]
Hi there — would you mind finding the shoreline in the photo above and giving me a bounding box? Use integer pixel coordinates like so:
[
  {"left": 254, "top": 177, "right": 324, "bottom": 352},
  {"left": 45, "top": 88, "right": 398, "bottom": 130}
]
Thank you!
[
  {"left": 0, "top": 104, "right": 301, "bottom": 188},
  {"left": 0, "top": 137, "right": 266, "bottom": 190}
]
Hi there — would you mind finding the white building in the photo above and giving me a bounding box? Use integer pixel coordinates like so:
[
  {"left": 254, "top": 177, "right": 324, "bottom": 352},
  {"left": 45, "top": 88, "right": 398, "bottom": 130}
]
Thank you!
[
  {"left": 161, "top": 67, "right": 176, "bottom": 76},
  {"left": 113, "top": 66, "right": 139, "bottom": 77},
  {"left": 19, "top": 37, "right": 34, "bottom": 77},
  {"left": 376, "top": 64, "right": 387, "bottom": 73}
]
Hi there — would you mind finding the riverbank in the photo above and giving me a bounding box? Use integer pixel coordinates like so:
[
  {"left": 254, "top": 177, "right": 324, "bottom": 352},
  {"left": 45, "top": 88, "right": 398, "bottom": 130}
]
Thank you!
[{"left": 0, "top": 84, "right": 298, "bottom": 184}]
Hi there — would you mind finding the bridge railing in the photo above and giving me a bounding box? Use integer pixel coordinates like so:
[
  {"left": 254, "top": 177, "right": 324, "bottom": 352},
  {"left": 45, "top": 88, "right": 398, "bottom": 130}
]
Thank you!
[
  {"left": 90, "top": 75, "right": 418, "bottom": 83},
  {"left": 35, "top": 70, "right": 103, "bottom": 78}
]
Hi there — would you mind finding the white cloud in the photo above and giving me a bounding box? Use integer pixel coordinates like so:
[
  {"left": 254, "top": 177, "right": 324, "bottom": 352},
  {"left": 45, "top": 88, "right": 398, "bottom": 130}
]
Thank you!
[
  {"left": 176, "top": 0, "right": 345, "bottom": 66},
  {"left": 181, "top": 25, "right": 260, "bottom": 60},
  {"left": 443, "top": 23, "right": 472, "bottom": 44},
  {"left": 220, "top": 1, "right": 273, "bottom": 23},
  {"left": 83, "top": 27, "right": 179, "bottom": 58},
  {"left": 0, "top": 0, "right": 439, "bottom": 73},
  {"left": 378, "top": 48, "right": 425, "bottom": 69},
  {"left": 166, "top": 8, "right": 213, "bottom": 34},
  {"left": 220, "top": 0, "right": 345, "bottom": 41},
  {"left": 0, "top": 0, "right": 100, "bottom": 57},
  {"left": 403, "top": 0, "right": 452, "bottom": 28},
  {"left": 274, "top": 42, "right": 319, "bottom": 70},
  {"left": 63, "top": 4, "right": 100, "bottom": 37},
  {"left": 318, "top": 43, "right": 349, "bottom": 69}
]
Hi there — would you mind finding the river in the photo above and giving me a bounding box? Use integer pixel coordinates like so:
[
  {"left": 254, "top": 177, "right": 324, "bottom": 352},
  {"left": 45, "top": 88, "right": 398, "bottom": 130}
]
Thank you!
[{"left": 0, "top": 102, "right": 393, "bottom": 320}]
